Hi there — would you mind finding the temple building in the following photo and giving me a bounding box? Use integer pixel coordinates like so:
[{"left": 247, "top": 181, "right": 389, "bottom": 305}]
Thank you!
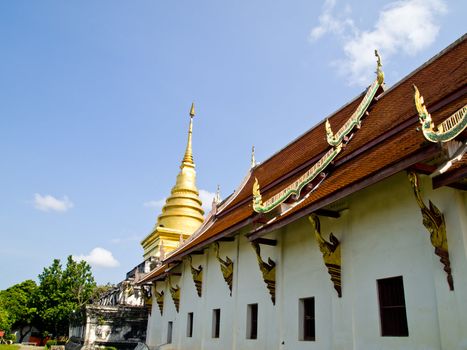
[
  {"left": 138, "top": 36, "right": 467, "bottom": 350},
  {"left": 69, "top": 261, "right": 153, "bottom": 350}
]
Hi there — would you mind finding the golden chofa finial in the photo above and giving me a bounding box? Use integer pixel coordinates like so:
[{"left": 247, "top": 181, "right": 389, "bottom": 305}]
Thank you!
[
  {"left": 375, "top": 50, "right": 384, "bottom": 85},
  {"left": 182, "top": 103, "right": 195, "bottom": 166},
  {"left": 251, "top": 145, "right": 256, "bottom": 169},
  {"left": 213, "top": 185, "right": 221, "bottom": 205}
]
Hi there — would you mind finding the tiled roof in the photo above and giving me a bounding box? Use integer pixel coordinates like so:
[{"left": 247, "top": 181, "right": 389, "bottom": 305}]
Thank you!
[{"left": 144, "top": 35, "right": 466, "bottom": 280}]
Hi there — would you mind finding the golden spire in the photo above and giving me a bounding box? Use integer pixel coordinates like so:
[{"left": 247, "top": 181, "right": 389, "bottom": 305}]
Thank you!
[
  {"left": 182, "top": 103, "right": 195, "bottom": 166},
  {"left": 141, "top": 103, "right": 205, "bottom": 260}
]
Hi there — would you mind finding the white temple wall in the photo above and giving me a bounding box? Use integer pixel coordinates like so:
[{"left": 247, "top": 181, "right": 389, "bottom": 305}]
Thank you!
[
  {"left": 146, "top": 286, "right": 165, "bottom": 347},
  {"left": 280, "top": 216, "right": 336, "bottom": 350},
  {"left": 343, "top": 173, "right": 442, "bottom": 350},
  {"left": 200, "top": 241, "right": 236, "bottom": 350},
  {"left": 176, "top": 253, "right": 205, "bottom": 349},
  {"left": 425, "top": 180, "right": 467, "bottom": 350},
  {"left": 235, "top": 234, "right": 279, "bottom": 350},
  {"left": 145, "top": 172, "right": 467, "bottom": 349}
]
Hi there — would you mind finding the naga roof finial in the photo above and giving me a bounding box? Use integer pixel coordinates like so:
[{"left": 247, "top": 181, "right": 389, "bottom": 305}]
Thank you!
[
  {"left": 251, "top": 145, "right": 257, "bottom": 169},
  {"left": 375, "top": 50, "right": 384, "bottom": 85},
  {"left": 213, "top": 185, "right": 221, "bottom": 205}
]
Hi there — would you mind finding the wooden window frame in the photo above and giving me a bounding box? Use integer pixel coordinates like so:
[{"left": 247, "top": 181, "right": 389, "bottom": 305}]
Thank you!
[
  {"left": 377, "top": 276, "right": 409, "bottom": 337},
  {"left": 299, "top": 297, "right": 315, "bottom": 341},
  {"left": 246, "top": 303, "right": 258, "bottom": 339},
  {"left": 212, "top": 308, "right": 220, "bottom": 338},
  {"left": 186, "top": 312, "right": 193, "bottom": 338}
]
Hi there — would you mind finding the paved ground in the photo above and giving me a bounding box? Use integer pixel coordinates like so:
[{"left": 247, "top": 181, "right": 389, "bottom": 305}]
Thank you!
[{"left": 18, "top": 345, "right": 43, "bottom": 350}]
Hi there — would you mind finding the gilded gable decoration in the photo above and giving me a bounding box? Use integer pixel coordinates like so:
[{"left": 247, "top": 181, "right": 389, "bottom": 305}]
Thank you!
[
  {"left": 408, "top": 171, "right": 454, "bottom": 290},
  {"left": 214, "top": 242, "right": 234, "bottom": 296},
  {"left": 308, "top": 214, "right": 342, "bottom": 297},
  {"left": 413, "top": 85, "right": 467, "bottom": 143},
  {"left": 187, "top": 255, "right": 203, "bottom": 297},
  {"left": 253, "top": 50, "right": 384, "bottom": 214},
  {"left": 168, "top": 276, "right": 181, "bottom": 312},
  {"left": 251, "top": 242, "right": 276, "bottom": 304}
]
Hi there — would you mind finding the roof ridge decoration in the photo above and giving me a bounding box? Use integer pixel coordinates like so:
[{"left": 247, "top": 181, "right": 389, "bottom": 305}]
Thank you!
[
  {"left": 253, "top": 50, "right": 385, "bottom": 214},
  {"left": 413, "top": 85, "right": 467, "bottom": 143},
  {"left": 251, "top": 145, "right": 257, "bottom": 169}
]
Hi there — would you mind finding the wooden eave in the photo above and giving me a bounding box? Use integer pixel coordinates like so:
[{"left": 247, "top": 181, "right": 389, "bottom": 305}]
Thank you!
[{"left": 432, "top": 154, "right": 467, "bottom": 190}]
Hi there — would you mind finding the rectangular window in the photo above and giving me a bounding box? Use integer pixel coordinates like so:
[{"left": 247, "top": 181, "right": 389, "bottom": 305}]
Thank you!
[
  {"left": 187, "top": 312, "right": 193, "bottom": 337},
  {"left": 246, "top": 303, "right": 258, "bottom": 339},
  {"left": 377, "top": 276, "right": 409, "bottom": 337},
  {"left": 299, "top": 297, "right": 315, "bottom": 341},
  {"left": 167, "top": 321, "right": 173, "bottom": 344},
  {"left": 212, "top": 309, "right": 220, "bottom": 338}
]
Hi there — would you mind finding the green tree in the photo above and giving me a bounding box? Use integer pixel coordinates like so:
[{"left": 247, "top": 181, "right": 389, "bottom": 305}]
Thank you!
[
  {"left": 0, "top": 296, "right": 13, "bottom": 333},
  {"left": 90, "top": 283, "right": 114, "bottom": 304},
  {"left": 0, "top": 280, "right": 38, "bottom": 341},
  {"left": 37, "top": 256, "right": 96, "bottom": 336}
]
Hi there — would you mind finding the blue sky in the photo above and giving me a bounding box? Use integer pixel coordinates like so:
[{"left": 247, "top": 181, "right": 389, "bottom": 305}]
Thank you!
[{"left": 0, "top": 0, "right": 465, "bottom": 289}]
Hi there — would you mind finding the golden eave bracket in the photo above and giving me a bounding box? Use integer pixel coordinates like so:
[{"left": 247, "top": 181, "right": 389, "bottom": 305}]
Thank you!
[
  {"left": 168, "top": 275, "right": 181, "bottom": 312},
  {"left": 251, "top": 241, "right": 276, "bottom": 305},
  {"left": 187, "top": 255, "right": 203, "bottom": 297},
  {"left": 153, "top": 284, "right": 165, "bottom": 316},
  {"left": 214, "top": 242, "right": 234, "bottom": 296},
  {"left": 408, "top": 171, "right": 453, "bottom": 290},
  {"left": 308, "top": 214, "right": 342, "bottom": 297}
]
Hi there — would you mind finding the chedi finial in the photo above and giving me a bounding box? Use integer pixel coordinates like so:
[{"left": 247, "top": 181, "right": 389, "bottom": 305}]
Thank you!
[
  {"left": 182, "top": 103, "right": 195, "bottom": 166},
  {"left": 190, "top": 102, "right": 195, "bottom": 118}
]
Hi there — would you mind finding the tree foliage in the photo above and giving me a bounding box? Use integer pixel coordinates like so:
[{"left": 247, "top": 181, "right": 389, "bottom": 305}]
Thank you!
[
  {"left": 0, "top": 296, "right": 13, "bottom": 333},
  {"left": 0, "top": 280, "right": 38, "bottom": 340},
  {"left": 90, "top": 283, "right": 114, "bottom": 304},
  {"left": 36, "top": 256, "right": 96, "bottom": 336},
  {"left": 1, "top": 256, "right": 96, "bottom": 339}
]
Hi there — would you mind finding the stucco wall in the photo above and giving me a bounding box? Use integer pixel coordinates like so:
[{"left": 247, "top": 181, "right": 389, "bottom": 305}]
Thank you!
[{"left": 145, "top": 172, "right": 467, "bottom": 349}]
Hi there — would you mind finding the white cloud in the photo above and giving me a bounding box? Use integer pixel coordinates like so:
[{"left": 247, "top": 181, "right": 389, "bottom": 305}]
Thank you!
[
  {"left": 199, "top": 189, "right": 216, "bottom": 214},
  {"left": 73, "top": 247, "right": 120, "bottom": 268},
  {"left": 33, "top": 193, "right": 74, "bottom": 212},
  {"left": 144, "top": 189, "right": 217, "bottom": 216},
  {"left": 310, "top": 0, "right": 356, "bottom": 41},
  {"left": 310, "top": 0, "right": 447, "bottom": 86}
]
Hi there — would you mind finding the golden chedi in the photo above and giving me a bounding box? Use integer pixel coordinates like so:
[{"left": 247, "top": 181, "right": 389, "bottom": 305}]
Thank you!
[{"left": 141, "top": 104, "right": 204, "bottom": 260}]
